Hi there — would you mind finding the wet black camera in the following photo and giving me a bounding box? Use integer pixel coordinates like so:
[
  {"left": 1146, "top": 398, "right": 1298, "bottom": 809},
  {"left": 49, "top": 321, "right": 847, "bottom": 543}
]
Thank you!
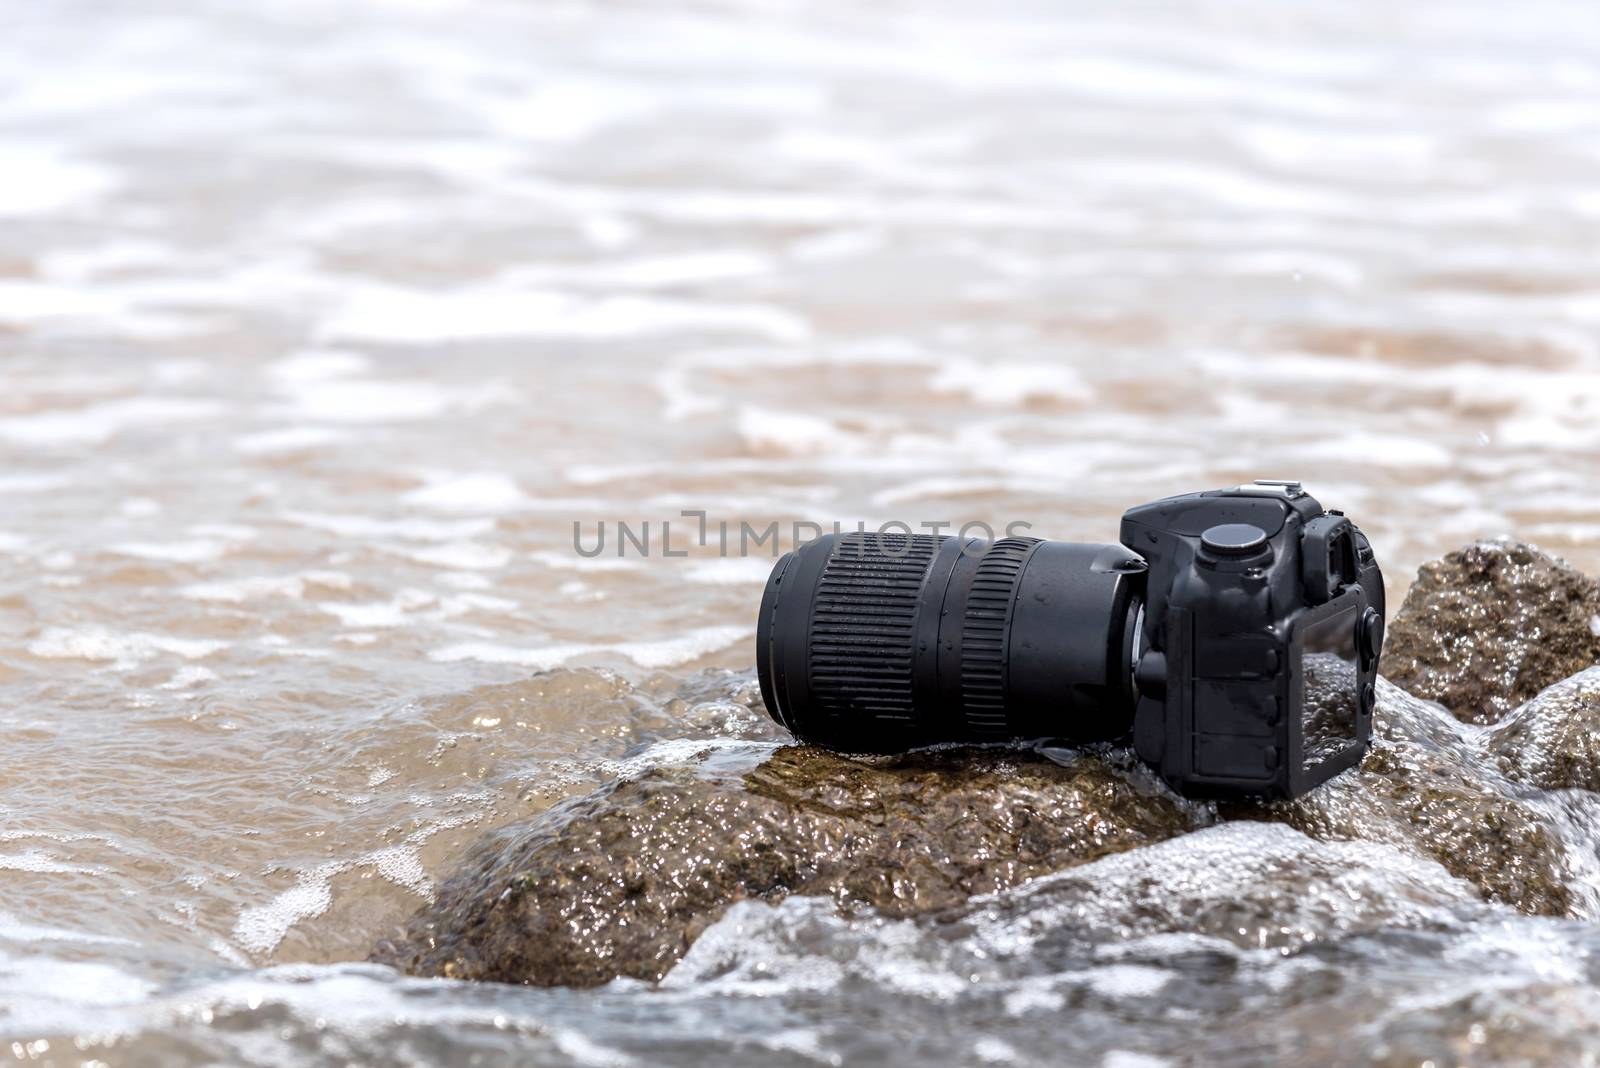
[{"left": 755, "top": 481, "right": 1384, "bottom": 799}]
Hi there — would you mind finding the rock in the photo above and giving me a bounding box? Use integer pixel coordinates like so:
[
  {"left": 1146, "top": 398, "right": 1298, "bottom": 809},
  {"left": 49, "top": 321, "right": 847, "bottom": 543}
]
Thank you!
[
  {"left": 1253, "top": 681, "right": 1577, "bottom": 916},
  {"left": 666, "top": 821, "right": 1488, "bottom": 993},
  {"left": 949, "top": 821, "right": 1488, "bottom": 957},
  {"left": 1484, "top": 666, "right": 1600, "bottom": 791},
  {"left": 1383, "top": 540, "right": 1600, "bottom": 724},
  {"left": 370, "top": 744, "right": 1205, "bottom": 986}
]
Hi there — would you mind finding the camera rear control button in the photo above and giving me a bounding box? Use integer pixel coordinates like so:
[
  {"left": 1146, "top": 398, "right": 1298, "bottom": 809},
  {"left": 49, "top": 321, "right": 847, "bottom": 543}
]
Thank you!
[{"left": 1358, "top": 607, "right": 1383, "bottom": 665}]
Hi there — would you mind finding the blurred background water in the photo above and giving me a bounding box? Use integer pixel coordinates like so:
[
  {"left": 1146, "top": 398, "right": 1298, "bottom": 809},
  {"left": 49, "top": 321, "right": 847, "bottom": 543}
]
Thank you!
[{"left": 3, "top": 0, "right": 1600, "bottom": 1064}]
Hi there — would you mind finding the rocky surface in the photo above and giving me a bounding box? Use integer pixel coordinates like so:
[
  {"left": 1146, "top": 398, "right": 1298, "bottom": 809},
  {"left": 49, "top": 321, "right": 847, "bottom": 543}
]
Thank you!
[
  {"left": 372, "top": 745, "right": 1204, "bottom": 985},
  {"left": 1485, "top": 665, "right": 1600, "bottom": 792},
  {"left": 1383, "top": 540, "right": 1600, "bottom": 723},
  {"left": 946, "top": 821, "right": 1490, "bottom": 957},
  {"left": 1256, "top": 680, "right": 1579, "bottom": 915},
  {"left": 376, "top": 543, "right": 1600, "bottom": 988}
]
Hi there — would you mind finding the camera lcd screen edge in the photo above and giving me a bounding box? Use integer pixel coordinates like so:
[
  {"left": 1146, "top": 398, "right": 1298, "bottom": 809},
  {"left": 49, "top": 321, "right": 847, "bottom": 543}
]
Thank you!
[{"left": 1299, "top": 608, "right": 1360, "bottom": 773}]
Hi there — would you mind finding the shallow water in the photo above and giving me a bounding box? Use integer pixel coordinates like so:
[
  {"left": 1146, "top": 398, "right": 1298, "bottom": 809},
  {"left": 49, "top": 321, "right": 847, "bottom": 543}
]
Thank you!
[{"left": 3, "top": 0, "right": 1600, "bottom": 1063}]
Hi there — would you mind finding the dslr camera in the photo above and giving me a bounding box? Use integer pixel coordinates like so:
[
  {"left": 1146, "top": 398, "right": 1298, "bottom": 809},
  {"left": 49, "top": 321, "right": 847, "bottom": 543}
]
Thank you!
[{"left": 755, "top": 482, "right": 1384, "bottom": 800}]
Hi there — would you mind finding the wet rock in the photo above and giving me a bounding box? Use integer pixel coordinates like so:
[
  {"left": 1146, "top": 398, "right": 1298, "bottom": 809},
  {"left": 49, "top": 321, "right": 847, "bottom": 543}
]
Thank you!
[
  {"left": 953, "top": 821, "right": 1488, "bottom": 958},
  {"left": 666, "top": 822, "right": 1488, "bottom": 998},
  {"left": 1257, "top": 681, "right": 1577, "bottom": 916},
  {"left": 1383, "top": 540, "right": 1600, "bottom": 724},
  {"left": 1485, "top": 666, "right": 1600, "bottom": 791},
  {"left": 370, "top": 745, "right": 1204, "bottom": 986}
]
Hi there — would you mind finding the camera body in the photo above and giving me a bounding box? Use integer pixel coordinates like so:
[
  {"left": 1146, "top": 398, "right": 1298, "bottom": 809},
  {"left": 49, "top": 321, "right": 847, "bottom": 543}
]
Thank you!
[
  {"left": 755, "top": 480, "right": 1384, "bottom": 800},
  {"left": 1122, "top": 481, "right": 1384, "bottom": 799}
]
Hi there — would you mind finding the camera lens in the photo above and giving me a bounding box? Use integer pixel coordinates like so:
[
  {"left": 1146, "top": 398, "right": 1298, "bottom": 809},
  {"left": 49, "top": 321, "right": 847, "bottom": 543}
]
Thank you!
[{"left": 756, "top": 532, "right": 1146, "bottom": 752}]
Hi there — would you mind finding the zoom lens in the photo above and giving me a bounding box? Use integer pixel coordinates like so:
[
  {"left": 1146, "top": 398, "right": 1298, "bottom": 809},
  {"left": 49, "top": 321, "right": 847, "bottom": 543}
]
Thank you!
[{"left": 755, "top": 532, "right": 1146, "bottom": 752}]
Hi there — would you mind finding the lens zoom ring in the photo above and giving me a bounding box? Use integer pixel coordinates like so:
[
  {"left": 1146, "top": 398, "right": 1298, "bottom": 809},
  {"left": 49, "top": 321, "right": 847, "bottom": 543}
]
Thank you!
[
  {"left": 809, "top": 533, "right": 939, "bottom": 727},
  {"left": 960, "top": 537, "right": 1040, "bottom": 736}
]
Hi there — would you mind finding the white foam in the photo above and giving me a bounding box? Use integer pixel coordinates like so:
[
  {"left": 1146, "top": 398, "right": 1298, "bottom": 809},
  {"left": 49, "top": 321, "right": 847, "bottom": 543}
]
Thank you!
[
  {"left": 0, "top": 849, "right": 98, "bottom": 876},
  {"left": 428, "top": 641, "right": 594, "bottom": 671},
  {"left": 286, "top": 511, "right": 497, "bottom": 541},
  {"left": 529, "top": 551, "right": 640, "bottom": 572},
  {"left": 1003, "top": 982, "right": 1065, "bottom": 1016},
  {"left": 188, "top": 523, "right": 257, "bottom": 543},
  {"left": 233, "top": 864, "right": 339, "bottom": 956},
  {"left": 280, "top": 377, "right": 503, "bottom": 424},
  {"left": 654, "top": 364, "right": 724, "bottom": 422},
  {"left": 529, "top": 249, "right": 772, "bottom": 289},
  {"left": 110, "top": 539, "right": 229, "bottom": 564},
  {"left": 0, "top": 143, "right": 115, "bottom": 216},
  {"left": 737, "top": 407, "right": 846, "bottom": 454},
  {"left": 929, "top": 358, "right": 1090, "bottom": 406},
  {"left": 368, "top": 845, "right": 430, "bottom": 897},
  {"left": 580, "top": 213, "right": 639, "bottom": 248},
  {"left": 871, "top": 476, "right": 1023, "bottom": 506},
  {"left": 550, "top": 1029, "right": 637, "bottom": 1068},
  {"left": 321, "top": 285, "right": 809, "bottom": 344},
  {"left": 0, "top": 913, "right": 132, "bottom": 947},
  {"left": 318, "top": 590, "right": 436, "bottom": 629},
  {"left": 1102, "top": 1053, "right": 1175, "bottom": 1068},
  {"left": 266, "top": 350, "right": 373, "bottom": 382},
  {"left": 36, "top": 239, "right": 174, "bottom": 281},
  {"left": 402, "top": 473, "right": 532, "bottom": 513},
  {"left": 27, "top": 626, "right": 228, "bottom": 668},
  {"left": 0, "top": 955, "right": 155, "bottom": 1018},
  {"left": 179, "top": 576, "right": 308, "bottom": 604},
  {"left": 438, "top": 593, "right": 518, "bottom": 616},
  {"left": 682, "top": 558, "right": 774, "bottom": 585},
  {"left": 0, "top": 474, "right": 68, "bottom": 494},
  {"left": 0, "top": 397, "right": 223, "bottom": 447},
  {"left": 233, "top": 837, "right": 444, "bottom": 952},
  {"left": 1077, "top": 964, "right": 1171, "bottom": 998},
  {"left": 662, "top": 897, "right": 851, "bottom": 995},
  {"left": 486, "top": 77, "right": 657, "bottom": 143},
  {"left": 158, "top": 666, "right": 219, "bottom": 690},
  {"left": 613, "top": 625, "right": 753, "bottom": 668},
  {"left": 437, "top": 572, "right": 494, "bottom": 591},
  {"left": 402, "top": 541, "right": 512, "bottom": 571},
  {"left": 591, "top": 738, "right": 774, "bottom": 783},
  {"left": 963, "top": 822, "right": 1482, "bottom": 960},
  {"left": 973, "top": 1038, "right": 1017, "bottom": 1063},
  {"left": 234, "top": 426, "right": 351, "bottom": 455},
  {"left": 1233, "top": 118, "right": 1435, "bottom": 177},
  {"left": 430, "top": 624, "right": 750, "bottom": 669},
  {"left": 1294, "top": 433, "right": 1455, "bottom": 469}
]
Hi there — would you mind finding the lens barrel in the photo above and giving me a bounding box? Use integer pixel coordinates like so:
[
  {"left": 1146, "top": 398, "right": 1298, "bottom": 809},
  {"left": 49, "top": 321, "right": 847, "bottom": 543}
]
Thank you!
[{"left": 756, "top": 532, "right": 1146, "bottom": 752}]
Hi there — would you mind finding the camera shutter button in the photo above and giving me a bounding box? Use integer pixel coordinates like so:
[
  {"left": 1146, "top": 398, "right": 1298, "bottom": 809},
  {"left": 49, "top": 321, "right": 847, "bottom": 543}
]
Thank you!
[{"left": 1200, "top": 523, "right": 1268, "bottom": 556}]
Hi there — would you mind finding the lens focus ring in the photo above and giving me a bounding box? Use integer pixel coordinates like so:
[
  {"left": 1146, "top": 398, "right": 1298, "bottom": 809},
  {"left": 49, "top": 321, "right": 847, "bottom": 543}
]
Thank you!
[
  {"left": 808, "top": 533, "right": 937, "bottom": 732},
  {"left": 960, "top": 536, "right": 1040, "bottom": 737}
]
